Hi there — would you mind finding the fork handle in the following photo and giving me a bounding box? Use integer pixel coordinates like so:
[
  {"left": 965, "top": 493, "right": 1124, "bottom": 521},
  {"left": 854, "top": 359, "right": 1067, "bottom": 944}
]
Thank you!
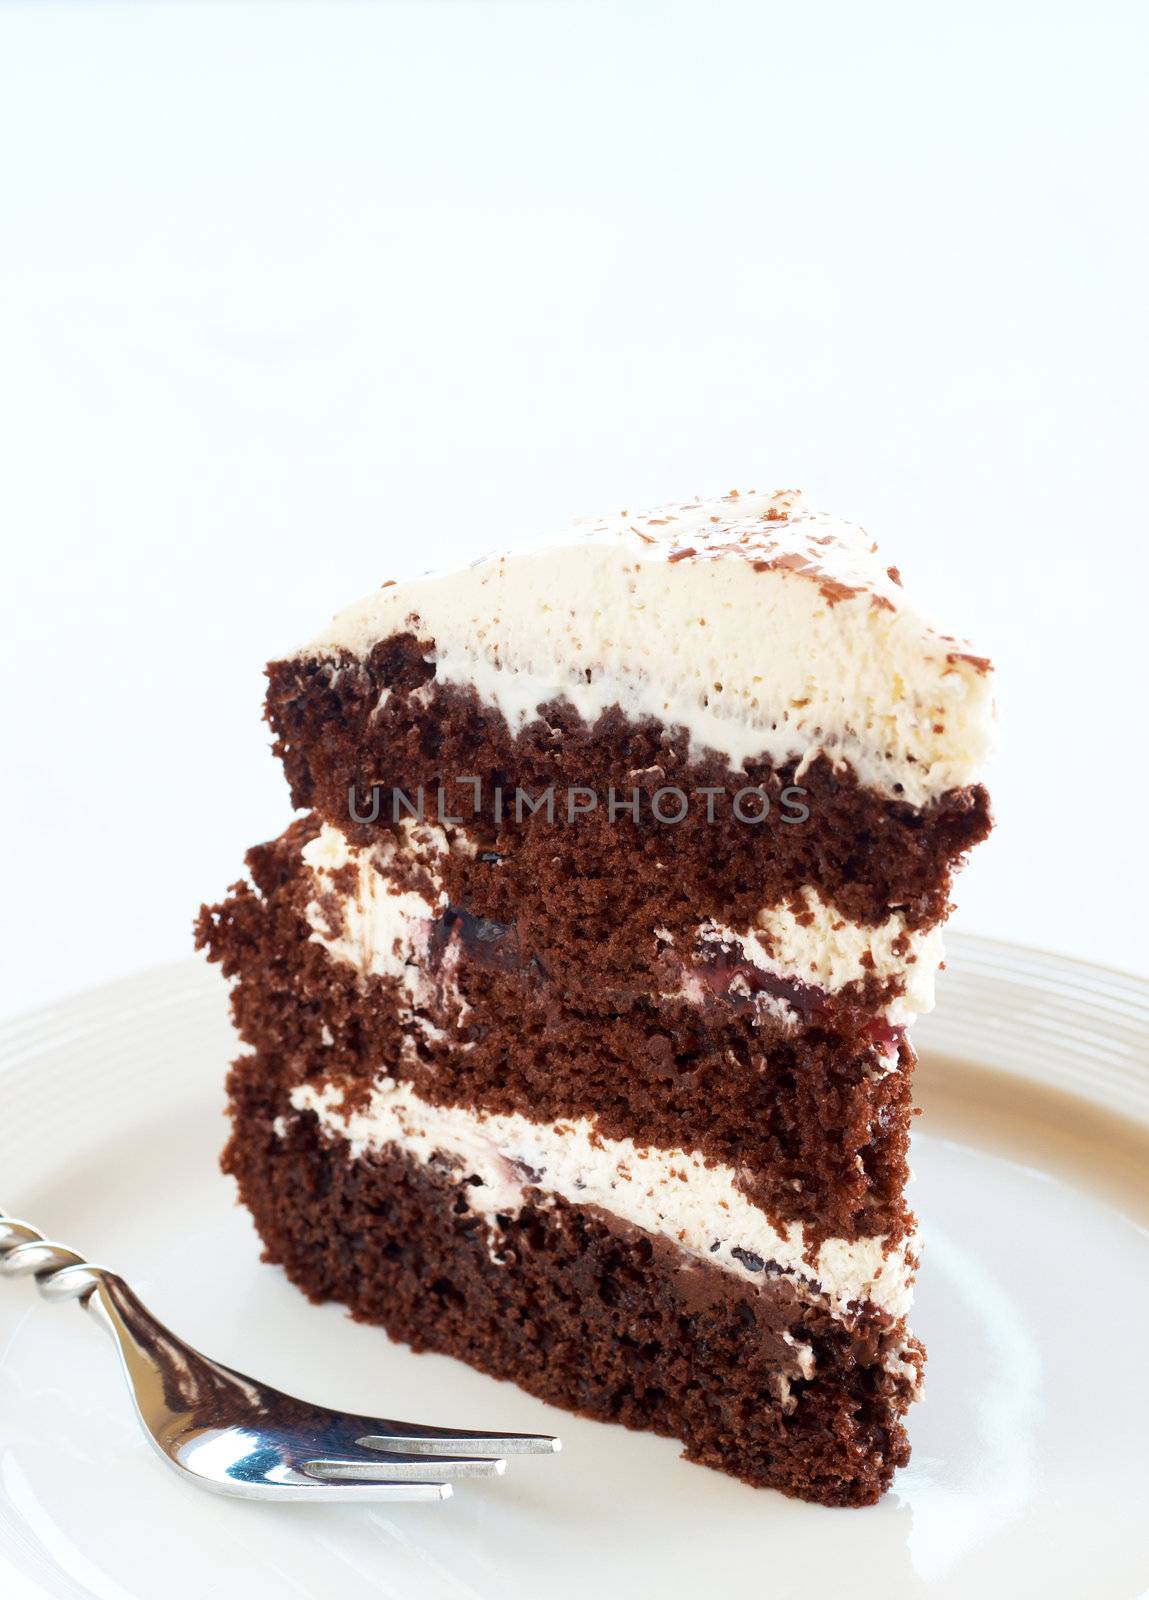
[{"left": 0, "top": 1208, "right": 106, "bottom": 1302}]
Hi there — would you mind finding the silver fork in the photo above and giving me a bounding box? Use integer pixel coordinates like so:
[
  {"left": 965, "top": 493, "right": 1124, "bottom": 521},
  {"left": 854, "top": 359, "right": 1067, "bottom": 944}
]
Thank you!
[{"left": 0, "top": 1207, "right": 559, "bottom": 1502}]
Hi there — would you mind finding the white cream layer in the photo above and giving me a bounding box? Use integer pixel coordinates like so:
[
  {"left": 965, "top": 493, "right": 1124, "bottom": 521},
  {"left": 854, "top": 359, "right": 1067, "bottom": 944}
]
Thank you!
[
  {"left": 300, "top": 822, "right": 446, "bottom": 997},
  {"left": 697, "top": 887, "right": 945, "bottom": 1025},
  {"left": 302, "top": 488, "right": 995, "bottom": 808},
  {"left": 288, "top": 1077, "right": 915, "bottom": 1320}
]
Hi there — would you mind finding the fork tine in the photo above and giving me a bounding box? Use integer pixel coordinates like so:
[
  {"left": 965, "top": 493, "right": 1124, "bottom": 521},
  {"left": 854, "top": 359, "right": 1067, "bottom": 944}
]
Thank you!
[
  {"left": 359, "top": 1429, "right": 561, "bottom": 1457},
  {"left": 303, "top": 1454, "right": 506, "bottom": 1484},
  {"left": 319, "top": 1482, "right": 454, "bottom": 1502}
]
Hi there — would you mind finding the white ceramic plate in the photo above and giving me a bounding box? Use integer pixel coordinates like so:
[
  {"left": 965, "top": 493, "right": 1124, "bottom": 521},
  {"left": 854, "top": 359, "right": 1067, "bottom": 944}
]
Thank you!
[{"left": 2, "top": 938, "right": 1147, "bottom": 1600}]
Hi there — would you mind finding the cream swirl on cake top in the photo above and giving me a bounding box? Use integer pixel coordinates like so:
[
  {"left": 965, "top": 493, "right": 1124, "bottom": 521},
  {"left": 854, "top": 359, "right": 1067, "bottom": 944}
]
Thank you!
[{"left": 303, "top": 488, "right": 995, "bottom": 807}]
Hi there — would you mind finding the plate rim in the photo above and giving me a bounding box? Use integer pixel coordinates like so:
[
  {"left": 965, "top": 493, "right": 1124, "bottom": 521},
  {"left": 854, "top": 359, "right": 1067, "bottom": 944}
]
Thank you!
[{"left": 2, "top": 937, "right": 1149, "bottom": 1600}]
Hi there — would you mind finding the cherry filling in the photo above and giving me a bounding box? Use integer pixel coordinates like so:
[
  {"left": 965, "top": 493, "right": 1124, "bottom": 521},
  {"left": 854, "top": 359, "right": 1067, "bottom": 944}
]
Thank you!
[
  {"left": 431, "top": 906, "right": 520, "bottom": 972},
  {"left": 859, "top": 1016, "right": 904, "bottom": 1056},
  {"left": 426, "top": 912, "right": 905, "bottom": 1056},
  {"left": 690, "top": 940, "right": 906, "bottom": 1057},
  {"left": 689, "top": 946, "right": 829, "bottom": 1018},
  {"left": 431, "top": 906, "right": 548, "bottom": 982}
]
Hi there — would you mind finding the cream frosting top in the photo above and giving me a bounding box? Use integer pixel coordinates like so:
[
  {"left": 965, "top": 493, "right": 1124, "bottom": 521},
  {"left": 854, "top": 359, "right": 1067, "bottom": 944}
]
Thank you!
[{"left": 301, "top": 487, "right": 995, "bottom": 807}]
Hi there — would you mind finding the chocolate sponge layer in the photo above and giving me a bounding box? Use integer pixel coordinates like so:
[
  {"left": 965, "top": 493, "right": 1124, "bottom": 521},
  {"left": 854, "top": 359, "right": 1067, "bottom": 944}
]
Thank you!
[
  {"left": 197, "top": 815, "right": 916, "bottom": 1246},
  {"left": 224, "top": 1047, "right": 921, "bottom": 1508}
]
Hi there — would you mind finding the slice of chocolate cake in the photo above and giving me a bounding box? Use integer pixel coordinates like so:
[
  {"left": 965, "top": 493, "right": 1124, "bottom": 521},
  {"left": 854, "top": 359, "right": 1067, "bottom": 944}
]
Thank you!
[{"left": 197, "top": 487, "right": 994, "bottom": 1507}]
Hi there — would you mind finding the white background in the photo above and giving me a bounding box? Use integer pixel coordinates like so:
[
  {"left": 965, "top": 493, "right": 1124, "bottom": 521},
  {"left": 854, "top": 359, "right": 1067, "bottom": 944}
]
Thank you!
[{"left": 2, "top": 1, "right": 1147, "bottom": 1013}]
